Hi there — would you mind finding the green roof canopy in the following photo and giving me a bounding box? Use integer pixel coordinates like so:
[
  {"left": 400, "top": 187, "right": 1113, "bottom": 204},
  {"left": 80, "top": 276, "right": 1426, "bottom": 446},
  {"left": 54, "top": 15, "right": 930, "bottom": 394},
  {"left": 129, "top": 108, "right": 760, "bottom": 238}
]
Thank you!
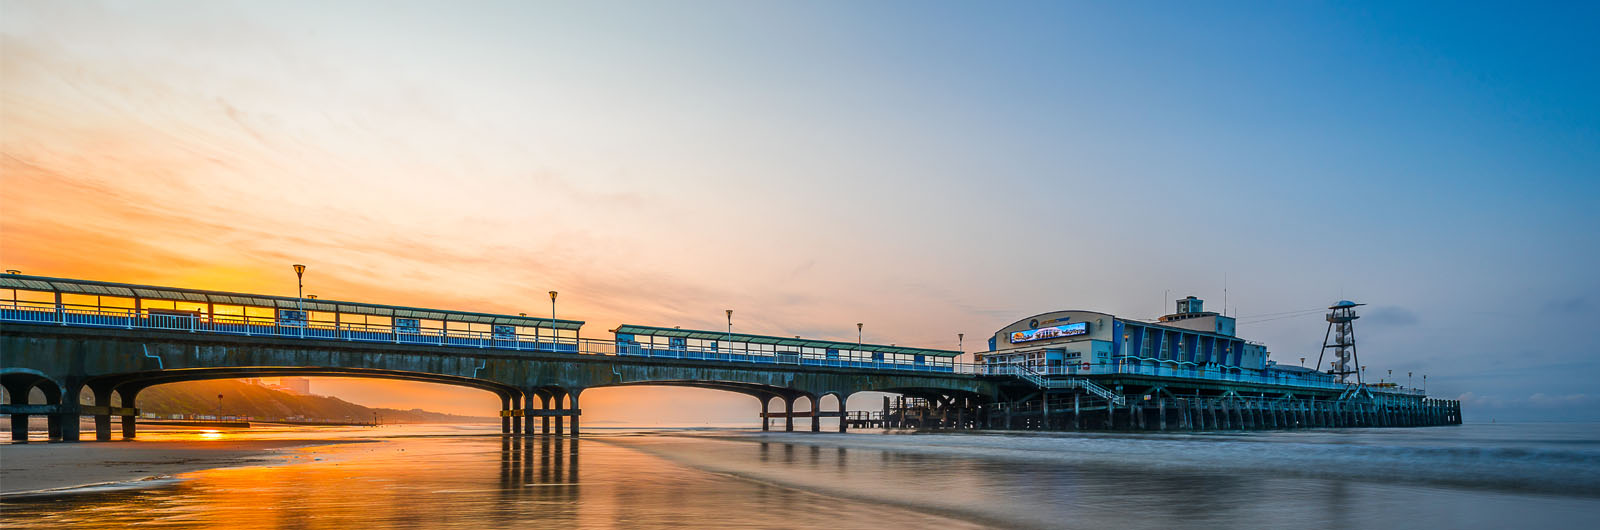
[
  {"left": 613, "top": 324, "right": 962, "bottom": 357},
  {"left": 0, "top": 274, "right": 584, "bottom": 330}
]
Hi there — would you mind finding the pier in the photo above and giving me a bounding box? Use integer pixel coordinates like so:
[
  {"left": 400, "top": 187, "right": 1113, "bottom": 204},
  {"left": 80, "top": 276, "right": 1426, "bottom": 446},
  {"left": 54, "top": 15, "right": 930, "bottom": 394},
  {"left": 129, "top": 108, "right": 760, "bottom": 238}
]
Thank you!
[{"left": 1, "top": 274, "right": 1459, "bottom": 442}]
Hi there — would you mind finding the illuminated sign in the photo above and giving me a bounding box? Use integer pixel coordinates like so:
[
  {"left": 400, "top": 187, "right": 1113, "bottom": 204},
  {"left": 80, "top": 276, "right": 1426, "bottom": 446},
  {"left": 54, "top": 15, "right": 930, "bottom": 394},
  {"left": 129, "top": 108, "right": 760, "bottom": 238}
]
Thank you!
[
  {"left": 1010, "top": 322, "right": 1088, "bottom": 343},
  {"left": 492, "top": 325, "right": 517, "bottom": 340}
]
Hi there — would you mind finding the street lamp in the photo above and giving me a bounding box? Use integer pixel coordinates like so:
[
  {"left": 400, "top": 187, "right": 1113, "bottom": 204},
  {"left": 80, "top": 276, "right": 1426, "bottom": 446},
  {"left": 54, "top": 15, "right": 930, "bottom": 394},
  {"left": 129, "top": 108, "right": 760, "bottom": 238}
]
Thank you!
[
  {"left": 1299, "top": 357, "right": 1306, "bottom": 368},
  {"left": 725, "top": 309, "right": 733, "bottom": 342},
  {"left": 958, "top": 333, "right": 964, "bottom": 353},
  {"left": 292, "top": 264, "right": 306, "bottom": 310},
  {"left": 856, "top": 322, "right": 863, "bottom": 349},
  {"left": 549, "top": 291, "right": 559, "bottom": 320}
]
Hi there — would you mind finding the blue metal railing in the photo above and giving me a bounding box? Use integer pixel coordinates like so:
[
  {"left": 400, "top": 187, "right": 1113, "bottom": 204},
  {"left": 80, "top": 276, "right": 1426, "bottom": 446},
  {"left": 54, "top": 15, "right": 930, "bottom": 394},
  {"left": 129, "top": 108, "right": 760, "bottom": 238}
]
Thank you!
[{"left": 0, "top": 303, "right": 956, "bottom": 374}]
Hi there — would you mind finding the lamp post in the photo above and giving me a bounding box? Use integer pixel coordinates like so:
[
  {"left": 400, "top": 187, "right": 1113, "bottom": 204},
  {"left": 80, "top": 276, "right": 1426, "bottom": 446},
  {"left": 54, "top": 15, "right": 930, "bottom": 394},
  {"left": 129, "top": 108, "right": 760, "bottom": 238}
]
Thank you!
[
  {"left": 1408, "top": 371, "right": 1413, "bottom": 388},
  {"left": 292, "top": 264, "right": 306, "bottom": 310},
  {"left": 549, "top": 291, "right": 558, "bottom": 320},
  {"left": 857, "top": 322, "right": 863, "bottom": 349},
  {"left": 958, "top": 333, "right": 964, "bottom": 353},
  {"left": 1300, "top": 357, "right": 1306, "bottom": 368},
  {"left": 725, "top": 309, "right": 733, "bottom": 342}
]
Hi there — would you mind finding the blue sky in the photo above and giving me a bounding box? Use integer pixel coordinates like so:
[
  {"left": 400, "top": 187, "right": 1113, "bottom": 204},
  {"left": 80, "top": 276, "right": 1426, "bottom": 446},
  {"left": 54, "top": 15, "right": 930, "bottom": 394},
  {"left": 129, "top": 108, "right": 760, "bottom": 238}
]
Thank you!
[{"left": 2, "top": 1, "right": 1596, "bottom": 420}]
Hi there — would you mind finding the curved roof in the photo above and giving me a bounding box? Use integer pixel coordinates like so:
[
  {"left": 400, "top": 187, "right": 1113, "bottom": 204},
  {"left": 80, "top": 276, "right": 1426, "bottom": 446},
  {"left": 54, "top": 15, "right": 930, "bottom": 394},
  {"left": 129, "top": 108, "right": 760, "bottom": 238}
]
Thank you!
[
  {"left": 613, "top": 324, "right": 962, "bottom": 357},
  {"left": 0, "top": 274, "right": 584, "bottom": 330}
]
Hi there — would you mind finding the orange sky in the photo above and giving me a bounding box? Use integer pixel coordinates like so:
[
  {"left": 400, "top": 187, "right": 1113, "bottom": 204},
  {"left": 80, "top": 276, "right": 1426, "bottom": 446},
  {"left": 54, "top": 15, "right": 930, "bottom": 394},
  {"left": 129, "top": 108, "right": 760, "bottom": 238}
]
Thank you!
[
  {"left": 10, "top": 2, "right": 1589, "bottom": 421},
  {"left": 0, "top": 3, "right": 991, "bottom": 420}
]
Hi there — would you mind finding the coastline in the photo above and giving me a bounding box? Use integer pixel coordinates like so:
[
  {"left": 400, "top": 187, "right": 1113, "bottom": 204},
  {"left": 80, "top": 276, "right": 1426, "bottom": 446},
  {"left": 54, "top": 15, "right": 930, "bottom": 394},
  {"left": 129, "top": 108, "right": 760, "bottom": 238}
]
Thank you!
[{"left": 0, "top": 439, "right": 352, "bottom": 498}]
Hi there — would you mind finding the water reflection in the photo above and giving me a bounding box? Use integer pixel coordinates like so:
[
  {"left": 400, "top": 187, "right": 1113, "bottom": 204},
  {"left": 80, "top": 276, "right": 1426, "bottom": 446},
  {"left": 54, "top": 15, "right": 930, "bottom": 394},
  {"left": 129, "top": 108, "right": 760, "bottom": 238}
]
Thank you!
[
  {"left": 1, "top": 433, "right": 978, "bottom": 529},
  {"left": 4, "top": 425, "right": 1597, "bottom": 529}
]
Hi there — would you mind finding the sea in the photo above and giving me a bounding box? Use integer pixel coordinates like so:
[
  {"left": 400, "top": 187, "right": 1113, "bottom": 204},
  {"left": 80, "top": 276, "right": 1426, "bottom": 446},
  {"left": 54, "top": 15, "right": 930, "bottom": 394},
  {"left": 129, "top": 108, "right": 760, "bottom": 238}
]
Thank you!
[{"left": 3, "top": 422, "right": 1598, "bottom": 529}]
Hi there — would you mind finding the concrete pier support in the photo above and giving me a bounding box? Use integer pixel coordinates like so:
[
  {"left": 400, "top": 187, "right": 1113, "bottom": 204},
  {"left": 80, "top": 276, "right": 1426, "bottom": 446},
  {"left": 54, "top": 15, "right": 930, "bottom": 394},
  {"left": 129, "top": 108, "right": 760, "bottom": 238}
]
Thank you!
[
  {"left": 784, "top": 397, "right": 795, "bottom": 432},
  {"left": 500, "top": 395, "right": 512, "bottom": 434},
  {"left": 5, "top": 382, "right": 27, "bottom": 442},
  {"left": 539, "top": 393, "right": 551, "bottom": 435},
  {"left": 511, "top": 393, "right": 523, "bottom": 436},
  {"left": 837, "top": 395, "right": 848, "bottom": 433},
  {"left": 810, "top": 396, "right": 820, "bottom": 433},
  {"left": 118, "top": 388, "right": 139, "bottom": 439},
  {"left": 554, "top": 391, "right": 565, "bottom": 436},
  {"left": 761, "top": 397, "right": 771, "bottom": 431},
  {"left": 568, "top": 391, "right": 580, "bottom": 437},
  {"left": 92, "top": 385, "right": 113, "bottom": 441}
]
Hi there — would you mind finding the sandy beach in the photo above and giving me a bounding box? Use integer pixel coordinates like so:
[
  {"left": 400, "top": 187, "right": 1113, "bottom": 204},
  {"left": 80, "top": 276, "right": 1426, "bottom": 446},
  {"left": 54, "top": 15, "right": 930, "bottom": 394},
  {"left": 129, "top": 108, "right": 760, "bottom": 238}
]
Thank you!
[{"left": 0, "top": 439, "right": 340, "bottom": 496}]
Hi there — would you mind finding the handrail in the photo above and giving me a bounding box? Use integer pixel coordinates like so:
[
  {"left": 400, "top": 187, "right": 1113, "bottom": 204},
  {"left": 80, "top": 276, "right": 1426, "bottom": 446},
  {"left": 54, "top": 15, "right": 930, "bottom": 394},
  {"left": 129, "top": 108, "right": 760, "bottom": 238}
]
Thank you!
[{"left": 0, "top": 303, "right": 963, "bottom": 376}]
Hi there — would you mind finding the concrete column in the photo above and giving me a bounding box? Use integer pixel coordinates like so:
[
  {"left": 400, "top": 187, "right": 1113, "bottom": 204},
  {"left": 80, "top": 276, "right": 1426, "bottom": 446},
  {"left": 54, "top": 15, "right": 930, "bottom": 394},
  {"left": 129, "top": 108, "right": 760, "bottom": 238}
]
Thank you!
[
  {"left": 838, "top": 395, "right": 848, "bottom": 433},
  {"left": 59, "top": 383, "right": 81, "bottom": 442},
  {"left": 568, "top": 391, "right": 580, "bottom": 437},
  {"left": 784, "top": 397, "right": 795, "bottom": 432},
  {"left": 93, "top": 385, "right": 114, "bottom": 441},
  {"left": 1072, "top": 393, "right": 1081, "bottom": 430},
  {"left": 511, "top": 393, "right": 524, "bottom": 436},
  {"left": 554, "top": 391, "right": 565, "bottom": 436},
  {"left": 5, "top": 382, "right": 29, "bottom": 442},
  {"left": 1041, "top": 392, "right": 1051, "bottom": 430},
  {"left": 119, "top": 387, "right": 140, "bottom": 439},
  {"left": 500, "top": 394, "right": 512, "bottom": 434},
  {"left": 761, "top": 397, "right": 771, "bottom": 431},
  {"left": 540, "top": 393, "right": 551, "bottom": 435},
  {"left": 810, "top": 396, "right": 820, "bottom": 433}
]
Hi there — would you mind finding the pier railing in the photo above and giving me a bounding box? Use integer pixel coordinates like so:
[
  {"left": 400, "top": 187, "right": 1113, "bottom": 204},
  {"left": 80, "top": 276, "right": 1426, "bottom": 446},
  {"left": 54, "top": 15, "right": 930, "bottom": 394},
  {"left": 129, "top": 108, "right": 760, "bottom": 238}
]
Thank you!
[{"left": 0, "top": 302, "right": 966, "bottom": 375}]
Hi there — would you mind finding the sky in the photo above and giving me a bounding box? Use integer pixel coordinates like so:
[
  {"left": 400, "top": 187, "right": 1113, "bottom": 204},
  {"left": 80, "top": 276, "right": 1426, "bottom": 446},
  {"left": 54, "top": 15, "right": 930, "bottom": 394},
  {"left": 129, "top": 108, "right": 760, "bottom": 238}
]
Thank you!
[{"left": 2, "top": 1, "right": 1596, "bottom": 422}]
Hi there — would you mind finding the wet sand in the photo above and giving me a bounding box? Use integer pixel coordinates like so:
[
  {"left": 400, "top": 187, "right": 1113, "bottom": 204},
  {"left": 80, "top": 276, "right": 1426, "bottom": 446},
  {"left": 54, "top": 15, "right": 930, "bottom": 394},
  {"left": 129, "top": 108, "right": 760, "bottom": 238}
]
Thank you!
[{"left": 0, "top": 439, "right": 342, "bottom": 496}]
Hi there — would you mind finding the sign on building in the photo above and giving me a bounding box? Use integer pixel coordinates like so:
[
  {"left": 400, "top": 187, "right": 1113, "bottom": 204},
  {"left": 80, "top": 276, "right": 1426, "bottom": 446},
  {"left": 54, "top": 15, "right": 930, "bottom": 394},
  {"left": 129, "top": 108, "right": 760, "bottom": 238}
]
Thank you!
[
  {"left": 1010, "top": 322, "right": 1088, "bottom": 344},
  {"left": 277, "top": 309, "right": 307, "bottom": 327},
  {"left": 395, "top": 318, "right": 421, "bottom": 334}
]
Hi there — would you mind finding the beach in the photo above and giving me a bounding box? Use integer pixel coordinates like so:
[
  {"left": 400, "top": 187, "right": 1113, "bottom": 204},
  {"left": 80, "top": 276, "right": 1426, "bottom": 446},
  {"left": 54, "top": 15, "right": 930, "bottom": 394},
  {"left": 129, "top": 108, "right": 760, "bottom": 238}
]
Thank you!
[{"left": 0, "top": 438, "right": 340, "bottom": 497}]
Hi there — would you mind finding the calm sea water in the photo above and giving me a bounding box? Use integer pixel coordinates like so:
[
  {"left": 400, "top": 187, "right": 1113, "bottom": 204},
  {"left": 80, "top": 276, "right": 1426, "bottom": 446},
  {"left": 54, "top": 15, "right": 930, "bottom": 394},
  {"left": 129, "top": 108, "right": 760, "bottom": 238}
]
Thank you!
[{"left": 3, "top": 423, "right": 1598, "bottom": 529}]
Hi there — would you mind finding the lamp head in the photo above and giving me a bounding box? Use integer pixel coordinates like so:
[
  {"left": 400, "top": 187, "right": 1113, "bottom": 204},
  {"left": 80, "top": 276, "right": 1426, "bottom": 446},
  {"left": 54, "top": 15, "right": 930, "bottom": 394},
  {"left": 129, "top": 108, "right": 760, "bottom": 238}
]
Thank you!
[
  {"left": 293, "top": 264, "right": 306, "bottom": 276},
  {"left": 549, "top": 291, "right": 558, "bottom": 301}
]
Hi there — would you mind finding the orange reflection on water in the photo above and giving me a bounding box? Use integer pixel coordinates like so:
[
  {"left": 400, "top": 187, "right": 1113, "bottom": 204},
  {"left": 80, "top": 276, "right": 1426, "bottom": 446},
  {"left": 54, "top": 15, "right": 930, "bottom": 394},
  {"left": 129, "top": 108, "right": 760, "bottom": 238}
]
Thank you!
[{"left": 0, "top": 435, "right": 982, "bottom": 530}]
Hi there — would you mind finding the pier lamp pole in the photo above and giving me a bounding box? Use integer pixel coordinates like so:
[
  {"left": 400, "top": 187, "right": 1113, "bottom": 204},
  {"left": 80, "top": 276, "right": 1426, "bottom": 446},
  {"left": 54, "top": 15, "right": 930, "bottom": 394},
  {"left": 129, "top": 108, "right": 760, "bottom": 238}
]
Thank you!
[
  {"left": 292, "top": 264, "right": 306, "bottom": 310},
  {"left": 550, "top": 291, "right": 558, "bottom": 320},
  {"left": 726, "top": 309, "right": 733, "bottom": 342},
  {"left": 1300, "top": 357, "right": 1305, "bottom": 368},
  {"left": 958, "top": 333, "right": 964, "bottom": 353},
  {"left": 1409, "top": 371, "right": 1414, "bottom": 388},
  {"left": 857, "top": 322, "right": 863, "bottom": 349}
]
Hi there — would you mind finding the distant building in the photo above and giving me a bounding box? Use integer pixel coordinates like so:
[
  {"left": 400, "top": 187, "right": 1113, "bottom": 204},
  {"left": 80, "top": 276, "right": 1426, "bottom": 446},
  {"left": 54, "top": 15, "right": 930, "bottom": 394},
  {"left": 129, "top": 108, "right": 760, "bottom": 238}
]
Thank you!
[{"left": 280, "top": 377, "right": 311, "bottom": 395}]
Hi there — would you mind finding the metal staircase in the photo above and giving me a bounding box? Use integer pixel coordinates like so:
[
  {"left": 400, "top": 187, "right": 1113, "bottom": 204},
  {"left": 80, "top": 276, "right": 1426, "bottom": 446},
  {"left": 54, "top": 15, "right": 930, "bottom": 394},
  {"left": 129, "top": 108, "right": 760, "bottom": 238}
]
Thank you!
[{"left": 1004, "top": 365, "right": 1126, "bottom": 406}]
